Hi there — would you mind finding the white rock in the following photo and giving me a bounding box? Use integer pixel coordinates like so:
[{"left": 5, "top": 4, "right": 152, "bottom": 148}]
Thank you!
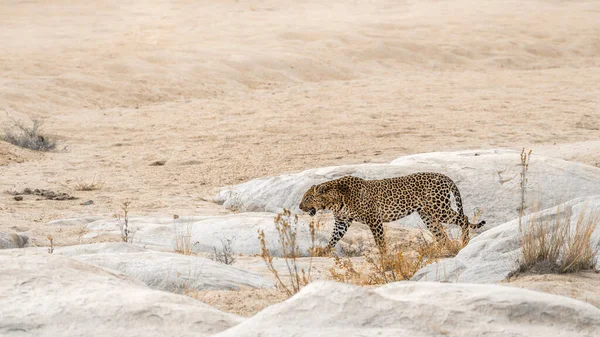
[
  {"left": 214, "top": 280, "right": 600, "bottom": 337},
  {"left": 53, "top": 242, "right": 146, "bottom": 256},
  {"left": 216, "top": 149, "right": 600, "bottom": 228},
  {"left": 48, "top": 216, "right": 105, "bottom": 226},
  {"left": 412, "top": 195, "right": 600, "bottom": 283},
  {"left": 0, "top": 231, "right": 28, "bottom": 249},
  {"left": 85, "top": 213, "right": 324, "bottom": 257},
  {"left": 73, "top": 250, "right": 273, "bottom": 291},
  {"left": 0, "top": 249, "right": 242, "bottom": 337}
]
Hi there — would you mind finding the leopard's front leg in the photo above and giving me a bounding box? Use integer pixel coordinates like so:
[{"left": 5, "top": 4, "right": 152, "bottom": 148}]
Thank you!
[{"left": 326, "top": 216, "right": 352, "bottom": 251}]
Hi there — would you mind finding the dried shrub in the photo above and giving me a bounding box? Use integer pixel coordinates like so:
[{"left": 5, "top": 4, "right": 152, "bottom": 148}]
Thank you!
[
  {"left": 258, "top": 209, "right": 321, "bottom": 297},
  {"left": 2, "top": 117, "right": 57, "bottom": 152},
  {"left": 210, "top": 236, "right": 237, "bottom": 265},
  {"left": 329, "top": 237, "right": 438, "bottom": 285}
]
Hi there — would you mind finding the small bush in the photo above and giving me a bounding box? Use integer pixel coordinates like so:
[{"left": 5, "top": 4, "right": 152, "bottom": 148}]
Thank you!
[
  {"left": 258, "top": 209, "right": 321, "bottom": 297},
  {"left": 2, "top": 118, "right": 56, "bottom": 152},
  {"left": 210, "top": 236, "right": 237, "bottom": 265},
  {"left": 115, "top": 201, "right": 136, "bottom": 243}
]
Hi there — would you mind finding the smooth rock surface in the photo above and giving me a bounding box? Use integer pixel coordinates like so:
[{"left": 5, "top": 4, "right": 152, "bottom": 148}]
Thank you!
[
  {"left": 73, "top": 250, "right": 273, "bottom": 291},
  {"left": 53, "top": 242, "right": 146, "bottom": 256},
  {"left": 215, "top": 280, "right": 600, "bottom": 337},
  {"left": 47, "top": 216, "right": 106, "bottom": 227},
  {"left": 84, "top": 213, "right": 326, "bottom": 257},
  {"left": 0, "top": 231, "right": 28, "bottom": 249},
  {"left": 0, "top": 249, "right": 243, "bottom": 337},
  {"left": 216, "top": 149, "right": 600, "bottom": 228},
  {"left": 412, "top": 195, "right": 600, "bottom": 283}
]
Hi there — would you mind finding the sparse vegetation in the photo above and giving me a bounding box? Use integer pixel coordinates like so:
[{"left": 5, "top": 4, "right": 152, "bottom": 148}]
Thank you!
[
  {"left": 2, "top": 116, "right": 57, "bottom": 152},
  {"left": 74, "top": 176, "right": 104, "bottom": 191},
  {"left": 519, "top": 148, "right": 533, "bottom": 228},
  {"left": 258, "top": 209, "right": 321, "bottom": 297},
  {"left": 512, "top": 205, "right": 599, "bottom": 276},
  {"left": 115, "top": 201, "right": 136, "bottom": 243},
  {"left": 210, "top": 236, "right": 237, "bottom": 265},
  {"left": 417, "top": 230, "right": 466, "bottom": 259},
  {"left": 174, "top": 221, "right": 196, "bottom": 255},
  {"left": 47, "top": 235, "right": 54, "bottom": 254},
  {"left": 512, "top": 147, "right": 599, "bottom": 276},
  {"left": 329, "top": 236, "right": 439, "bottom": 285}
]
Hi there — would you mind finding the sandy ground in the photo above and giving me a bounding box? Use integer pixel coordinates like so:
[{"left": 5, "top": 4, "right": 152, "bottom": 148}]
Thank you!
[
  {"left": 504, "top": 271, "right": 600, "bottom": 308},
  {"left": 1, "top": 0, "right": 600, "bottom": 316}
]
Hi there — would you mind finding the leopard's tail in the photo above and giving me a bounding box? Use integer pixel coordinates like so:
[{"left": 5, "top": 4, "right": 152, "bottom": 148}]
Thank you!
[{"left": 449, "top": 178, "right": 485, "bottom": 229}]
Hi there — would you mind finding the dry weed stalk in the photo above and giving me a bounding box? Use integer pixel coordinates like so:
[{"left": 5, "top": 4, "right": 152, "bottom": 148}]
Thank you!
[
  {"left": 47, "top": 235, "right": 54, "bottom": 254},
  {"left": 258, "top": 209, "right": 320, "bottom": 297},
  {"left": 519, "top": 148, "right": 532, "bottom": 229},
  {"left": 115, "top": 201, "right": 135, "bottom": 243}
]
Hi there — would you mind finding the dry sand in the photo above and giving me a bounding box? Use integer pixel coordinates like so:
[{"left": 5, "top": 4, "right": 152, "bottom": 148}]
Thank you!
[
  {"left": 1, "top": 0, "right": 599, "bottom": 315},
  {"left": 504, "top": 270, "right": 600, "bottom": 308}
]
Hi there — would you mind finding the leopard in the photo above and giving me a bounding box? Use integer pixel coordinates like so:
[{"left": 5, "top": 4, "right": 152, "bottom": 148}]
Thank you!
[{"left": 299, "top": 172, "right": 485, "bottom": 253}]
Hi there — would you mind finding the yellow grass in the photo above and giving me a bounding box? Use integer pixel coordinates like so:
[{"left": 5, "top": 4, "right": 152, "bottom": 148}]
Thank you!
[
  {"left": 515, "top": 205, "right": 599, "bottom": 275},
  {"left": 329, "top": 237, "right": 442, "bottom": 285},
  {"left": 174, "top": 222, "right": 194, "bottom": 255}
]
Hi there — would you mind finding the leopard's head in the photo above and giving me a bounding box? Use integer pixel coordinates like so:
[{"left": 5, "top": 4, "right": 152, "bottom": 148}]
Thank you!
[{"left": 299, "top": 179, "right": 351, "bottom": 216}]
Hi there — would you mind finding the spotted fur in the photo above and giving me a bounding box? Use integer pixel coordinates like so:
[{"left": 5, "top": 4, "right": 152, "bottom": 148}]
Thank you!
[{"left": 299, "top": 172, "right": 485, "bottom": 253}]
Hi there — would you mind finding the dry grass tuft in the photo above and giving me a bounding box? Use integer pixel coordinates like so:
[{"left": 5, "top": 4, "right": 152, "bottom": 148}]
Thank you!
[
  {"left": 73, "top": 176, "right": 104, "bottom": 191},
  {"left": 174, "top": 221, "right": 195, "bottom": 255},
  {"left": 511, "top": 147, "right": 599, "bottom": 276},
  {"left": 258, "top": 209, "right": 322, "bottom": 297},
  {"left": 562, "top": 211, "right": 599, "bottom": 273},
  {"left": 417, "top": 235, "right": 465, "bottom": 259},
  {"left": 513, "top": 206, "right": 599, "bottom": 276}
]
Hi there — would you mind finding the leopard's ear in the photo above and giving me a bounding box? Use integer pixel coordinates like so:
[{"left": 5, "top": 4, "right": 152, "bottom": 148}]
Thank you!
[
  {"left": 316, "top": 179, "right": 349, "bottom": 195},
  {"left": 315, "top": 183, "right": 329, "bottom": 194}
]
